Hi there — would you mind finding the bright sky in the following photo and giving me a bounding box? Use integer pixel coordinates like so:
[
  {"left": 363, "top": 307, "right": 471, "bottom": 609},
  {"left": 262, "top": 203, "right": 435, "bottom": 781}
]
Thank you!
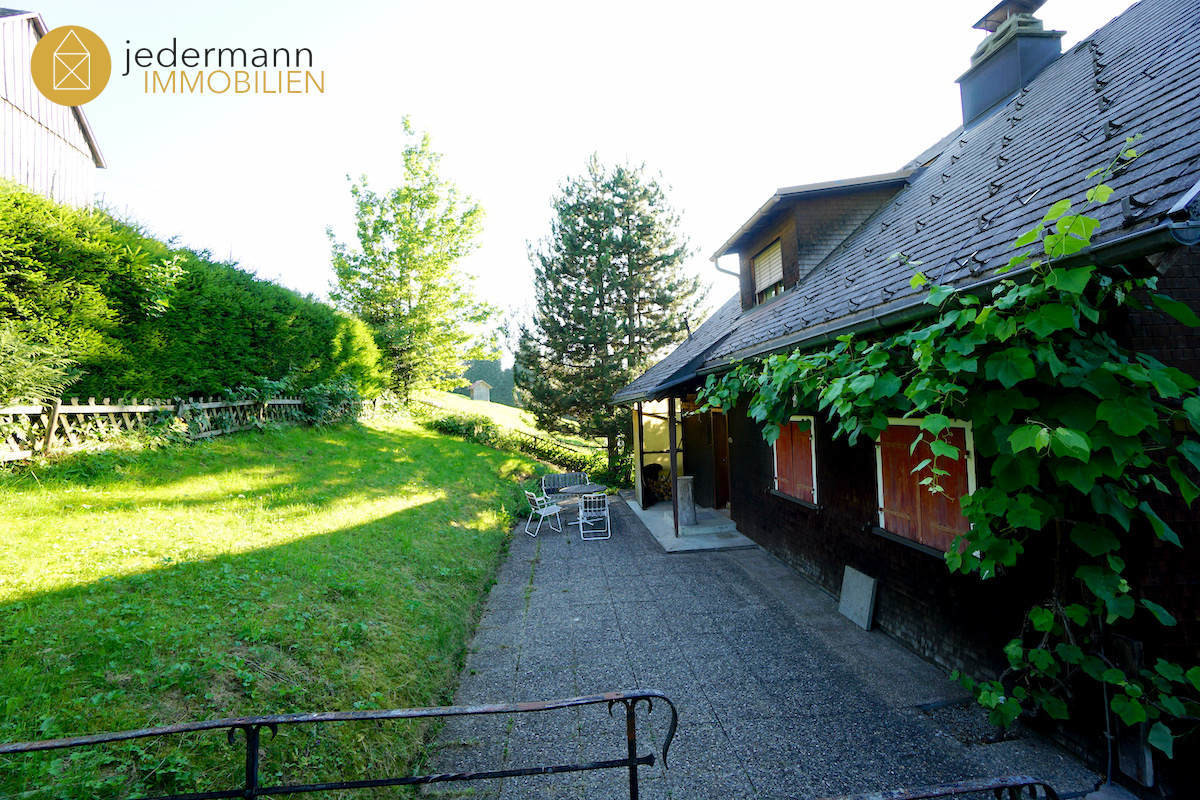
[{"left": 42, "top": 0, "right": 1135, "bottom": 331}]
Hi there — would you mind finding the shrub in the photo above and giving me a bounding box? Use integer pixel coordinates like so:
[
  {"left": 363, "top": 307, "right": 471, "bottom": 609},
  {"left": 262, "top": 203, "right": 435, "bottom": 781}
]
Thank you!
[
  {"left": 0, "top": 180, "right": 389, "bottom": 399},
  {"left": 0, "top": 322, "right": 77, "bottom": 404},
  {"left": 425, "top": 412, "right": 499, "bottom": 441},
  {"left": 416, "top": 409, "right": 632, "bottom": 487},
  {"left": 298, "top": 378, "right": 363, "bottom": 426}
]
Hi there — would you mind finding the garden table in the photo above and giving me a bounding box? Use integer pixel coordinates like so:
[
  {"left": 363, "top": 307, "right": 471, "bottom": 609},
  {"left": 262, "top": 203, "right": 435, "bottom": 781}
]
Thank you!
[{"left": 558, "top": 482, "right": 607, "bottom": 496}]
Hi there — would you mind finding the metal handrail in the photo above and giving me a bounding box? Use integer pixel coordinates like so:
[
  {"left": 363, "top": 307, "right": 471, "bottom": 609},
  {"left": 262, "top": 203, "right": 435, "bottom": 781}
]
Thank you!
[{"left": 1, "top": 689, "right": 677, "bottom": 800}]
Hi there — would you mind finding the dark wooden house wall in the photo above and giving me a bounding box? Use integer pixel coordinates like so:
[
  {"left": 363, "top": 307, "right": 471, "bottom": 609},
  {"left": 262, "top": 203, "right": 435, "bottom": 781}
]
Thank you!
[
  {"left": 1113, "top": 244, "right": 1200, "bottom": 668},
  {"left": 725, "top": 405, "right": 1046, "bottom": 678},
  {"left": 721, "top": 243, "right": 1200, "bottom": 680}
]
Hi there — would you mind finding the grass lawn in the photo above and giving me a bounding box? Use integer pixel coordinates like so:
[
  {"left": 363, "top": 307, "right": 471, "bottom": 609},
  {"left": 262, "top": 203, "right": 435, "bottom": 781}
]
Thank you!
[
  {"left": 418, "top": 390, "right": 604, "bottom": 453},
  {"left": 0, "top": 415, "right": 539, "bottom": 798}
]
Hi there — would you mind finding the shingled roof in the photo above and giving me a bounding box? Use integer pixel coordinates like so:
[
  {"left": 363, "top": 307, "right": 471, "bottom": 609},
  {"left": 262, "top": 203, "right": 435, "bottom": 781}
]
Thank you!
[
  {"left": 615, "top": 0, "right": 1200, "bottom": 403},
  {"left": 612, "top": 295, "right": 742, "bottom": 403}
]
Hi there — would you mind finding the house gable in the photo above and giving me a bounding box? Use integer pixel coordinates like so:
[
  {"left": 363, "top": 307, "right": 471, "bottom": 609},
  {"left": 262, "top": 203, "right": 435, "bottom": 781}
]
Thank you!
[
  {"left": 0, "top": 9, "right": 106, "bottom": 207},
  {"left": 706, "top": 0, "right": 1200, "bottom": 366}
]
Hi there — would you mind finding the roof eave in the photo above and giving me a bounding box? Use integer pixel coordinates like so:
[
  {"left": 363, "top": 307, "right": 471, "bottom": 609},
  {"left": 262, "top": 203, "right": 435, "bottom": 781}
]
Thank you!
[
  {"left": 21, "top": 12, "right": 106, "bottom": 169},
  {"left": 700, "top": 219, "right": 1200, "bottom": 373}
]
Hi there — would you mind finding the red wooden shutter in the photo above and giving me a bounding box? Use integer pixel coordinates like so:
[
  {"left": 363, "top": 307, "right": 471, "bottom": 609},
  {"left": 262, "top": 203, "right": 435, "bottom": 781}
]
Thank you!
[
  {"left": 775, "top": 423, "right": 793, "bottom": 497},
  {"left": 878, "top": 426, "right": 920, "bottom": 540},
  {"left": 878, "top": 424, "right": 971, "bottom": 551},
  {"left": 790, "top": 422, "right": 815, "bottom": 503},
  {"left": 919, "top": 426, "right": 970, "bottom": 552},
  {"left": 774, "top": 421, "right": 815, "bottom": 503}
]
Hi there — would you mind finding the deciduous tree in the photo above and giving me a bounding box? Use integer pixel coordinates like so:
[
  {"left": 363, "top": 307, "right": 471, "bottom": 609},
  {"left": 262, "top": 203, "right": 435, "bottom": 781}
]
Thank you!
[{"left": 329, "top": 119, "right": 494, "bottom": 398}]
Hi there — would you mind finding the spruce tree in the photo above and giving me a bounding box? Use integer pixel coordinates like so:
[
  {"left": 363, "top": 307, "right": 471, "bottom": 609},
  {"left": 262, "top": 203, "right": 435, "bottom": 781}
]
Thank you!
[{"left": 516, "top": 156, "right": 704, "bottom": 466}]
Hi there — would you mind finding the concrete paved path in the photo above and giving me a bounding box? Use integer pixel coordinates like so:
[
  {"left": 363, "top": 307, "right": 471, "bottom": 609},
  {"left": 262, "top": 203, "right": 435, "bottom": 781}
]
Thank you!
[{"left": 430, "top": 499, "right": 1099, "bottom": 799}]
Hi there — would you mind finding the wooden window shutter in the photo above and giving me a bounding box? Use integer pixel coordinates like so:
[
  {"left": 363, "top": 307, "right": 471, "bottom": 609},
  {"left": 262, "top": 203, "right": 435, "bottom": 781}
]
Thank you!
[
  {"left": 774, "top": 423, "right": 794, "bottom": 497},
  {"left": 877, "top": 423, "right": 972, "bottom": 552},
  {"left": 773, "top": 419, "right": 815, "bottom": 504},
  {"left": 920, "top": 426, "right": 970, "bottom": 552},
  {"left": 790, "top": 423, "right": 815, "bottom": 504},
  {"left": 753, "top": 240, "right": 783, "bottom": 294},
  {"left": 878, "top": 427, "right": 920, "bottom": 541}
]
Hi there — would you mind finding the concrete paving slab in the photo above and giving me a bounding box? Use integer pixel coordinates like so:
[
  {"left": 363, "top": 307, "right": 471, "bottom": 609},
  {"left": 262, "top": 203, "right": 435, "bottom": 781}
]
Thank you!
[
  {"left": 625, "top": 497, "right": 758, "bottom": 553},
  {"left": 427, "top": 498, "right": 1102, "bottom": 799}
]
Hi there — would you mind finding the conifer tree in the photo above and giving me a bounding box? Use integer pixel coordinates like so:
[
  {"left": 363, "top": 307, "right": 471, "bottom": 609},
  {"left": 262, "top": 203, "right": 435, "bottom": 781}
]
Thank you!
[{"left": 516, "top": 156, "right": 704, "bottom": 465}]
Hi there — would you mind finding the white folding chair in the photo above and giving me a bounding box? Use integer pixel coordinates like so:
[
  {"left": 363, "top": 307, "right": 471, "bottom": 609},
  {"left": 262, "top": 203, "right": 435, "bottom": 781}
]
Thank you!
[
  {"left": 524, "top": 490, "right": 562, "bottom": 537},
  {"left": 576, "top": 492, "right": 610, "bottom": 540},
  {"left": 542, "top": 472, "right": 588, "bottom": 503}
]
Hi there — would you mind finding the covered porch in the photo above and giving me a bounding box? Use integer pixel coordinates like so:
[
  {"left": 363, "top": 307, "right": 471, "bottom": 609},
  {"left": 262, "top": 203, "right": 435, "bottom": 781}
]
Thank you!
[{"left": 629, "top": 393, "right": 746, "bottom": 545}]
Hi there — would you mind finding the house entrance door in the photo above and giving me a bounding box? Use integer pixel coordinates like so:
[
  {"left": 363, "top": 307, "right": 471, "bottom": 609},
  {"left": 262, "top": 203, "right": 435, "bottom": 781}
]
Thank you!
[{"left": 712, "top": 412, "right": 730, "bottom": 509}]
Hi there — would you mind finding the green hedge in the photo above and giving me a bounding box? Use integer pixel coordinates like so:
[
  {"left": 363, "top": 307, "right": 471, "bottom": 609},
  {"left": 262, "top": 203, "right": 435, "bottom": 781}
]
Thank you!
[
  {"left": 0, "top": 181, "right": 389, "bottom": 399},
  {"left": 418, "top": 409, "right": 632, "bottom": 487}
]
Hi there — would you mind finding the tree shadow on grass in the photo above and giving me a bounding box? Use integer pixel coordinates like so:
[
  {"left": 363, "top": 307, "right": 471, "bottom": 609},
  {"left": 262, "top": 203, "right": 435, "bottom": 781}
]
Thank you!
[
  {"left": 2, "top": 420, "right": 541, "bottom": 601},
  {"left": 8, "top": 421, "right": 529, "bottom": 514},
  {"left": 1, "top": 482, "right": 528, "bottom": 799}
]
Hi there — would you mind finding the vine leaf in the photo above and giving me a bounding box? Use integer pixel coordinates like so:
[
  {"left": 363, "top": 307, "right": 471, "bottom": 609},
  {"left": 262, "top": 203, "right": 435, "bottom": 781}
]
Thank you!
[
  {"left": 1138, "top": 501, "right": 1180, "bottom": 547},
  {"left": 1009, "top": 424, "right": 1047, "bottom": 454},
  {"left": 1043, "top": 198, "right": 1072, "bottom": 223},
  {"left": 1069, "top": 524, "right": 1119, "bottom": 556},
  {"left": 1151, "top": 293, "right": 1200, "bottom": 327},
  {"left": 920, "top": 414, "right": 951, "bottom": 435},
  {"left": 1111, "top": 694, "right": 1146, "bottom": 725},
  {"left": 1029, "top": 607, "right": 1055, "bottom": 631},
  {"left": 1049, "top": 427, "right": 1091, "bottom": 461},
  {"left": 1141, "top": 599, "right": 1177, "bottom": 626},
  {"left": 1024, "top": 304, "right": 1076, "bottom": 338},
  {"left": 985, "top": 348, "right": 1036, "bottom": 388},
  {"left": 1148, "top": 721, "right": 1174, "bottom": 757},
  {"left": 1096, "top": 397, "right": 1157, "bottom": 436},
  {"left": 1046, "top": 266, "right": 1093, "bottom": 294}
]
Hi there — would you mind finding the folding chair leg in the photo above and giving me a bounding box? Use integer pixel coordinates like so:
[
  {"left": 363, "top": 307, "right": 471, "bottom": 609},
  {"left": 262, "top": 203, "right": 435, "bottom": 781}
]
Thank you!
[{"left": 550, "top": 512, "right": 561, "bottom": 532}]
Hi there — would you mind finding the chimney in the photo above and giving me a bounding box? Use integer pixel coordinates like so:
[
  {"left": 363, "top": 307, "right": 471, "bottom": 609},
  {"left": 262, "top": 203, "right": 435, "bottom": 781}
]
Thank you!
[{"left": 956, "top": 0, "right": 1064, "bottom": 127}]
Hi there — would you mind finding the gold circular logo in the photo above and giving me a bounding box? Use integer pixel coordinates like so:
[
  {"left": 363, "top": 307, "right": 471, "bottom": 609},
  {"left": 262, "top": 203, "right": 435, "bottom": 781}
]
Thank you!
[{"left": 30, "top": 25, "right": 111, "bottom": 106}]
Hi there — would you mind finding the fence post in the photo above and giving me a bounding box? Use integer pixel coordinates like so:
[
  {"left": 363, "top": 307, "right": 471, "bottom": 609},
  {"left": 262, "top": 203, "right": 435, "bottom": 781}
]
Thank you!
[
  {"left": 174, "top": 397, "right": 188, "bottom": 439},
  {"left": 41, "top": 398, "right": 61, "bottom": 455}
]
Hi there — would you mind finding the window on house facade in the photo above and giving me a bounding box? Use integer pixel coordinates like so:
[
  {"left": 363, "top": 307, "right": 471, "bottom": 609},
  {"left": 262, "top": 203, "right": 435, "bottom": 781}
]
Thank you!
[
  {"left": 753, "top": 240, "right": 783, "bottom": 303},
  {"left": 875, "top": 419, "right": 975, "bottom": 553},
  {"left": 772, "top": 415, "right": 817, "bottom": 504}
]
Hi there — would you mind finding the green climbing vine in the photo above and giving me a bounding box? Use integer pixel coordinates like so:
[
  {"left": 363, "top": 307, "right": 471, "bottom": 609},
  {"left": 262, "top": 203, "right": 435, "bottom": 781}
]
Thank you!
[{"left": 698, "top": 138, "right": 1200, "bottom": 755}]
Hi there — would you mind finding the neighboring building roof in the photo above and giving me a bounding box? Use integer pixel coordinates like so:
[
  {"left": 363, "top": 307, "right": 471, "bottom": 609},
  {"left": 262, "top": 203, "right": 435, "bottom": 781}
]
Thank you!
[
  {"left": 612, "top": 294, "right": 743, "bottom": 403},
  {"left": 617, "top": 0, "right": 1200, "bottom": 402},
  {"left": 1, "top": 8, "right": 106, "bottom": 168},
  {"left": 471, "top": 380, "right": 493, "bottom": 389}
]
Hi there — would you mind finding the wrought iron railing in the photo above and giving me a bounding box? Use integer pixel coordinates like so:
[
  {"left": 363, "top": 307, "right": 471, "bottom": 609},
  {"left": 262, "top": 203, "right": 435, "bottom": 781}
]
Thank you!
[
  {"left": 0, "top": 689, "right": 677, "bottom": 800},
  {"left": 822, "top": 775, "right": 1061, "bottom": 800}
]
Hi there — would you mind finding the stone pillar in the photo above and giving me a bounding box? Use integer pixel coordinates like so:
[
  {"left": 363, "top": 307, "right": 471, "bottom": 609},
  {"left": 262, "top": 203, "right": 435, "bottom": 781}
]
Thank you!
[{"left": 677, "top": 475, "right": 698, "bottom": 526}]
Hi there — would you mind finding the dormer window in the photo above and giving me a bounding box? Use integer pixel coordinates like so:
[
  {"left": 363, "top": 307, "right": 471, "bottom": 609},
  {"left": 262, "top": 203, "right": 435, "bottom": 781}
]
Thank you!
[{"left": 753, "top": 239, "right": 783, "bottom": 303}]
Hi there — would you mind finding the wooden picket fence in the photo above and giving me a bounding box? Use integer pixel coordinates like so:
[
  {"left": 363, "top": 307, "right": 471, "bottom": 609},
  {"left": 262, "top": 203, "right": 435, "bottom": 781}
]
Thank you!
[{"left": 0, "top": 396, "right": 306, "bottom": 463}]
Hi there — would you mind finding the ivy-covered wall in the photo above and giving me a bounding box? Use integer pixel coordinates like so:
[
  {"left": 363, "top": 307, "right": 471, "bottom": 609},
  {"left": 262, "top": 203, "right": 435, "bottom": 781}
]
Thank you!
[
  {"left": 716, "top": 240, "right": 1200, "bottom": 790},
  {"left": 724, "top": 399, "right": 1041, "bottom": 680}
]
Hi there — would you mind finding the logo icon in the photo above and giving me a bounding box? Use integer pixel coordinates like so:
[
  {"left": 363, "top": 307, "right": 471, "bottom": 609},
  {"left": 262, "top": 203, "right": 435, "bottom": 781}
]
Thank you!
[
  {"left": 53, "top": 29, "right": 91, "bottom": 90},
  {"left": 31, "top": 25, "right": 111, "bottom": 106}
]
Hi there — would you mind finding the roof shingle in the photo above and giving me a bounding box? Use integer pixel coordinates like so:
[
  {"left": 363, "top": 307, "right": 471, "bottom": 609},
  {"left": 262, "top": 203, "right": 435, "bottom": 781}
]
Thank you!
[{"left": 617, "top": 0, "right": 1200, "bottom": 402}]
